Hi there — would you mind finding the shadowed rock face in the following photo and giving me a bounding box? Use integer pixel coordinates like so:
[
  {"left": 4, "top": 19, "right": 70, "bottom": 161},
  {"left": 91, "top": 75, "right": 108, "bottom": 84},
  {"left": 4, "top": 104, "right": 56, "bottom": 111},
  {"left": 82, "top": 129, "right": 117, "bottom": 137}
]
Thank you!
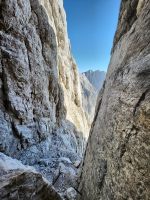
[
  {"left": 79, "top": 0, "right": 150, "bottom": 200},
  {"left": 0, "top": 0, "right": 88, "bottom": 197}
]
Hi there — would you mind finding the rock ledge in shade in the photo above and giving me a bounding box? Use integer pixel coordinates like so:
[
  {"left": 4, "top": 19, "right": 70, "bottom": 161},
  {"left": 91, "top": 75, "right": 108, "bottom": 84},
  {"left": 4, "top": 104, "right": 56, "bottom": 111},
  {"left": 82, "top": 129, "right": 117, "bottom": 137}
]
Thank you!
[{"left": 0, "top": 153, "right": 62, "bottom": 200}]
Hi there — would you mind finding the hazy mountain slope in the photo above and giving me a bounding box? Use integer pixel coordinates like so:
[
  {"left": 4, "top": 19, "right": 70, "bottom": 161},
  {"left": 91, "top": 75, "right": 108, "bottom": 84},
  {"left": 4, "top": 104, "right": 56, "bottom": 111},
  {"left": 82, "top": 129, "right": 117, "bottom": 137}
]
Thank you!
[
  {"left": 83, "top": 70, "right": 106, "bottom": 91},
  {"left": 80, "top": 74, "right": 97, "bottom": 123},
  {"left": 80, "top": 70, "right": 106, "bottom": 123}
]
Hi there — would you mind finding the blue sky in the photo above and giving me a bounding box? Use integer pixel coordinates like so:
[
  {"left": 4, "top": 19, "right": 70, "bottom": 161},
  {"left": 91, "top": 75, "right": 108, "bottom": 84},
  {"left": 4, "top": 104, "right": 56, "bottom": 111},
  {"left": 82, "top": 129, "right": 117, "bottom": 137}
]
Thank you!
[{"left": 64, "top": 0, "right": 121, "bottom": 72}]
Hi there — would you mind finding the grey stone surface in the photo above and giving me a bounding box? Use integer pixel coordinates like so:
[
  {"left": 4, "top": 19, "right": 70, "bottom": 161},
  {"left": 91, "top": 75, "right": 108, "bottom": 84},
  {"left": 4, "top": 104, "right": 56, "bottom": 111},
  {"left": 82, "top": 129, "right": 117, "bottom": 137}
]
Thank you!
[
  {"left": 0, "top": 0, "right": 87, "bottom": 198},
  {"left": 66, "top": 187, "right": 77, "bottom": 200},
  {"left": 0, "top": 153, "right": 63, "bottom": 200},
  {"left": 79, "top": 0, "right": 150, "bottom": 199}
]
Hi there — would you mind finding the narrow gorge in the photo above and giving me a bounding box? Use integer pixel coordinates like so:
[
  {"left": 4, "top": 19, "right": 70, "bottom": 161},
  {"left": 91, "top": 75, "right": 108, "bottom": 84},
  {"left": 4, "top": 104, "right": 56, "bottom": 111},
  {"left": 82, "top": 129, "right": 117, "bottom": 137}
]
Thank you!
[{"left": 0, "top": 0, "right": 150, "bottom": 200}]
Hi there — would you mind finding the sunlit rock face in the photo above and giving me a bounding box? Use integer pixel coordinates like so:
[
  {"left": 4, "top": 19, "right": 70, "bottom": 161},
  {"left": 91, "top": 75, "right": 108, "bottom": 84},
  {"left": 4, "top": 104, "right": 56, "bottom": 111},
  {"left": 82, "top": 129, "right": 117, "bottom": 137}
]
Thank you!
[
  {"left": 78, "top": 0, "right": 150, "bottom": 199},
  {"left": 0, "top": 0, "right": 88, "bottom": 197},
  {"left": 40, "top": 0, "right": 89, "bottom": 138}
]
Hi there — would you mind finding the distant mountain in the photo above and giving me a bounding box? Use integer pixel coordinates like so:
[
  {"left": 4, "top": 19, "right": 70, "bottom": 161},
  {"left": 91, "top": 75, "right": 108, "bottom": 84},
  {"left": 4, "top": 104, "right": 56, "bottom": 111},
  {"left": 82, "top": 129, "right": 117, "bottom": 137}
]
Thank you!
[
  {"left": 80, "top": 70, "right": 106, "bottom": 123},
  {"left": 80, "top": 74, "right": 97, "bottom": 123},
  {"left": 83, "top": 70, "right": 106, "bottom": 91}
]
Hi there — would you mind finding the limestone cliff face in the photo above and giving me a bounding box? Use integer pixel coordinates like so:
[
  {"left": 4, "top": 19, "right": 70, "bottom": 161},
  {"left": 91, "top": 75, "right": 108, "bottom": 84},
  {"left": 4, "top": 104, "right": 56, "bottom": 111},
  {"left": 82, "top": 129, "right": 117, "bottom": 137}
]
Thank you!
[
  {"left": 40, "top": 0, "right": 89, "bottom": 137},
  {"left": 79, "top": 0, "right": 150, "bottom": 199},
  {"left": 0, "top": 0, "right": 88, "bottom": 197}
]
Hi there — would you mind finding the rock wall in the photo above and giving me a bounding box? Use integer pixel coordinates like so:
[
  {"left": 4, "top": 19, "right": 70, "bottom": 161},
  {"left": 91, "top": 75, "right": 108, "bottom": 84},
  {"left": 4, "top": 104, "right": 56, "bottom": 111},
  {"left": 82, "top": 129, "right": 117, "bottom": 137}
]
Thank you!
[
  {"left": 79, "top": 0, "right": 150, "bottom": 199},
  {"left": 40, "top": 0, "right": 89, "bottom": 137},
  {"left": 0, "top": 0, "right": 88, "bottom": 197}
]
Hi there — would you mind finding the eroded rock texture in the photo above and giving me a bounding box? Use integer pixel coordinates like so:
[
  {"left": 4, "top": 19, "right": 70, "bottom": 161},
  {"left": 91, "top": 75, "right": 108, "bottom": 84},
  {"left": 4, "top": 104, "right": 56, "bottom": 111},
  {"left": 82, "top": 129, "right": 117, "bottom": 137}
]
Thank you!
[
  {"left": 0, "top": 0, "right": 88, "bottom": 197},
  {"left": 41, "top": 0, "right": 89, "bottom": 138},
  {"left": 0, "top": 153, "right": 62, "bottom": 200},
  {"left": 79, "top": 0, "right": 150, "bottom": 199}
]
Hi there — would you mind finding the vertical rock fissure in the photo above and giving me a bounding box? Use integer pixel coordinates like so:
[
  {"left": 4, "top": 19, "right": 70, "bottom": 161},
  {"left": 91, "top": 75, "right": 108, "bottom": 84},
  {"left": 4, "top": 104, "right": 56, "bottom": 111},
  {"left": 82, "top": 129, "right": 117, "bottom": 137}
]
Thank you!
[{"left": 133, "top": 89, "right": 149, "bottom": 115}]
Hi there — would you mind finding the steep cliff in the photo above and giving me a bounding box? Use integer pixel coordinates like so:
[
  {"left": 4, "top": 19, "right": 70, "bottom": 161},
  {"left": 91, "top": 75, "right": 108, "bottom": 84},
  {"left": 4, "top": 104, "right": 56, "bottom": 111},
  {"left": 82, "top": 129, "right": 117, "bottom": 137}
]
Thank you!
[
  {"left": 40, "top": 0, "right": 89, "bottom": 138},
  {"left": 79, "top": 0, "right": 150, "bottom": 199},
  {"left": 0, "top": 0, "right": 88, "bottom": 198}
]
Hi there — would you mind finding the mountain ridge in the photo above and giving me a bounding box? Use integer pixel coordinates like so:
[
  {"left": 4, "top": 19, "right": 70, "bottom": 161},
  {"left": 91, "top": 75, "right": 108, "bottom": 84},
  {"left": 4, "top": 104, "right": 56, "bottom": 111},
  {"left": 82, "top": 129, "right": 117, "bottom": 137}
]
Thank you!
[
  {"left": 82, "top": 70, "right": 106, "bottom": 91},
  {"left": 80, "top": 70, "right": 106, "bottom": 124}
]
